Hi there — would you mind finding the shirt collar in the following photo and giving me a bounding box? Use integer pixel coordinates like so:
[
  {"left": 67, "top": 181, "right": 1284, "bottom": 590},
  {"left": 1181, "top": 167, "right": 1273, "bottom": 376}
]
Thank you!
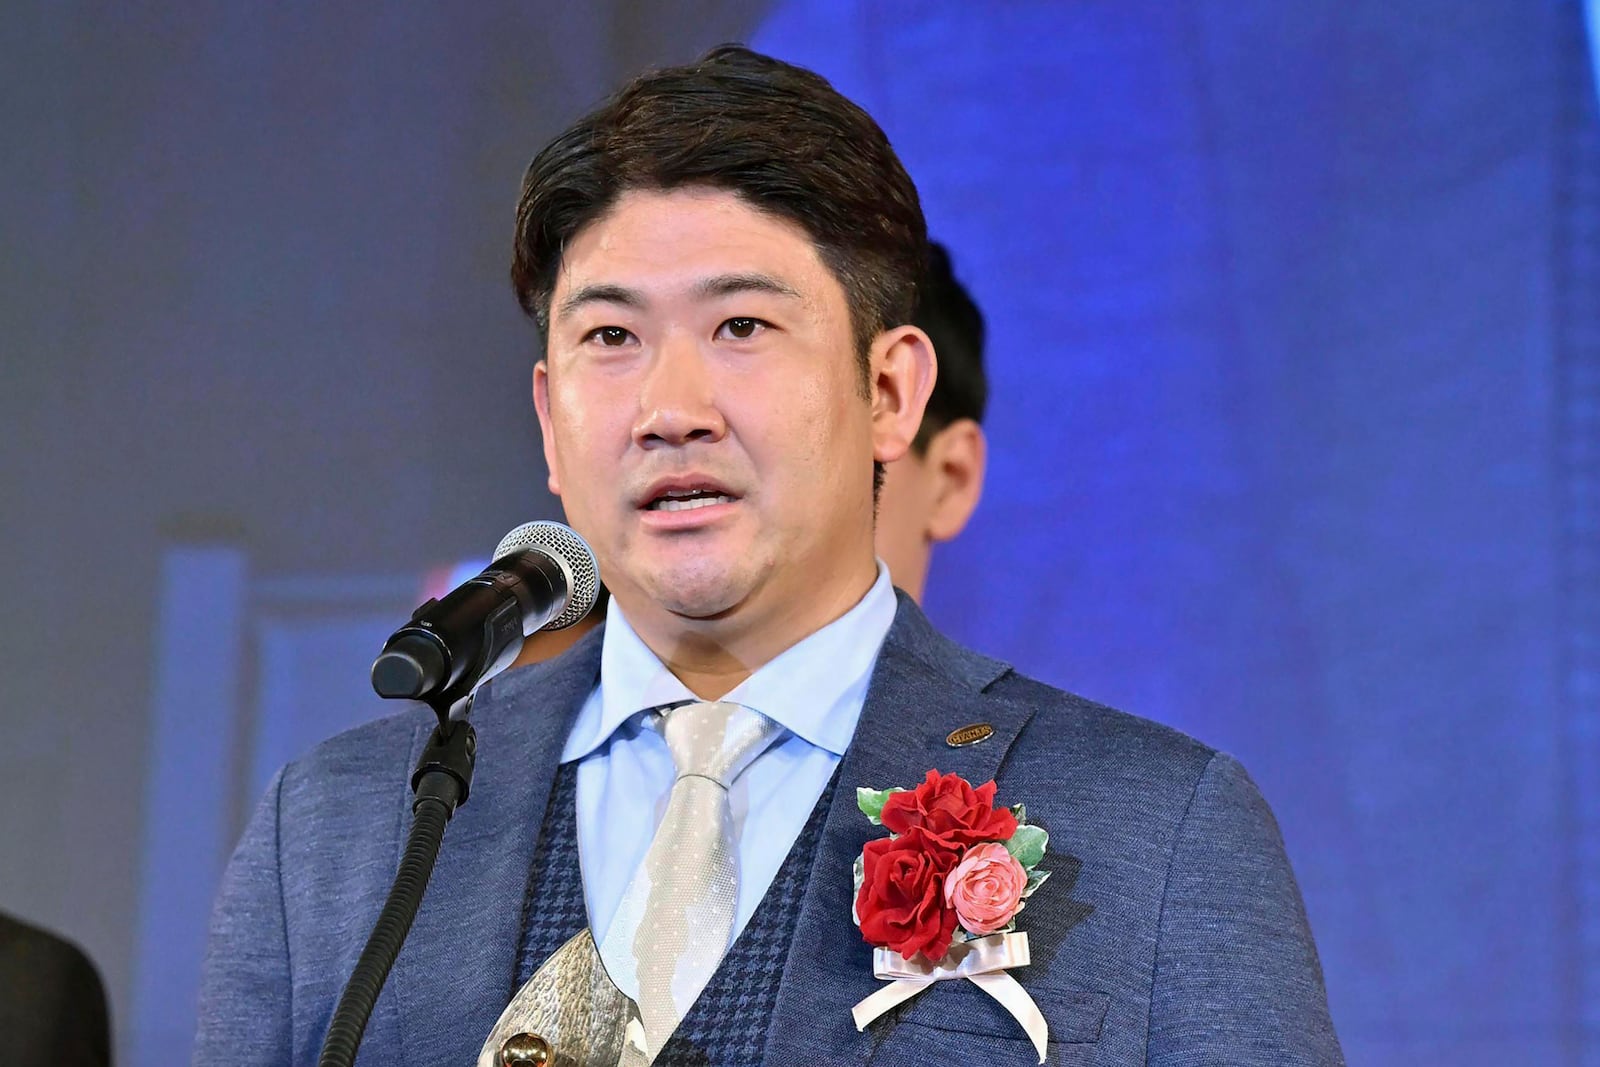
[{"left": 561, "top": 561, "right": 898, "bottom": 761}]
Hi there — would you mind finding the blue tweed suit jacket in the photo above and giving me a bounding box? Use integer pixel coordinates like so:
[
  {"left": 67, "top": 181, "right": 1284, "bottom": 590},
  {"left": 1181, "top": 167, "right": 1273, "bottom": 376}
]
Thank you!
[{"left": 194, "top": 594, "right": 1344, "bottom": 1065}]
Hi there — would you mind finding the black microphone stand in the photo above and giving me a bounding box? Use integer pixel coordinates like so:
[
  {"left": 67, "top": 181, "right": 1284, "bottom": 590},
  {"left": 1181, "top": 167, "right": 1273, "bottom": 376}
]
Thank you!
[
  {"left": 316, "top": 689, "right": 478, "bottom": 1067},
  {"left": 315, "top": 521, "right": 596, "bottom": 1066}
]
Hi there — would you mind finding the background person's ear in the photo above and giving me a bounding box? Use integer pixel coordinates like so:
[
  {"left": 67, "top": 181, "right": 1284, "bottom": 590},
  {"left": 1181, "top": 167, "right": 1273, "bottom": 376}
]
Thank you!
[
  {"left": 922, "top": 418, "right": 987, "bottom": 542},
  {"left": 869, "top": 324, "right": 937, "bottom": 465}
]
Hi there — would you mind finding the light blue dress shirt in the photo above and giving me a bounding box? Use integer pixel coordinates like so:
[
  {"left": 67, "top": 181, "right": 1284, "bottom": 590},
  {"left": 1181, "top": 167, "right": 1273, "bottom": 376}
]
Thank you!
[{"left": 559, "top": 562, "right": 897, "bottom": 995}]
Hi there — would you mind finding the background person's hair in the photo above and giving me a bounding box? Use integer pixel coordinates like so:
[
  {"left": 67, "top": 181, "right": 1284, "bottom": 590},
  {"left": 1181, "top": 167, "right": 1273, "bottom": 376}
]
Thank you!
[
  {"left": 510, "top": 44, "right": 929, "bottom": 385},
  {"left": 911, "top": 241, "right": 987, "bottom": 453}
]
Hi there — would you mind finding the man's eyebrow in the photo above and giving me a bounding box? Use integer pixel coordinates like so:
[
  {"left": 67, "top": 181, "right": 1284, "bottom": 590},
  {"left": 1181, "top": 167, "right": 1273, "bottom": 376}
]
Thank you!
[
  {"left": 555, "top": 283, "right": 645, "bottom": 320},
  {"left": 555, "top": 274, "right": 801, "bottom": 320},
  {"left": 693, "top": 272, "right": 803, "bottom": 301}
]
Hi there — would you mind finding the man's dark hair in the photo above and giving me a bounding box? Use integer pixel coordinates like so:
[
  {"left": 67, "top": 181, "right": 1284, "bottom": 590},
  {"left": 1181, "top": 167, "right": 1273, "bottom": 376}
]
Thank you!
[
  {"left": 912, "top": 242, "right": 987, "bottom": 453},
  {"left": 510, "top": 44, "right": 929, "bottom": 385}
]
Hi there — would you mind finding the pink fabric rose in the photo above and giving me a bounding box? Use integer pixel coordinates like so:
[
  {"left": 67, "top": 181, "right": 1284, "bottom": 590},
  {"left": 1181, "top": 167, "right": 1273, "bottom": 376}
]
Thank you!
[{"left": 943, "top": 842, "right": 1027, "bottom": 935}]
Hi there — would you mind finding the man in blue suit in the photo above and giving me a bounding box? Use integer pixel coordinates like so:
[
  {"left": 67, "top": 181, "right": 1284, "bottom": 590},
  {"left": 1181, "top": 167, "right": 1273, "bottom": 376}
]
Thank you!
[{"left": 195, "top": 46, "right": 1343, "bottom": 1066}]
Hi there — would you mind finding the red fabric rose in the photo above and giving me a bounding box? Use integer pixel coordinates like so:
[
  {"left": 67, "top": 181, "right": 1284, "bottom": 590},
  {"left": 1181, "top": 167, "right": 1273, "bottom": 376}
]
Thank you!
[
  {"left": 855, "top": 827, "right": 960, "bottom": 961},
  {"left": 879, "top": 770, "right": 1018, "bottom": 853}
]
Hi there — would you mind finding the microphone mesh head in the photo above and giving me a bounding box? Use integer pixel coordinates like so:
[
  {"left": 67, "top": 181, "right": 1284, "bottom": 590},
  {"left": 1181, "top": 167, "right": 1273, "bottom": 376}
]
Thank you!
[{"left": 491, "top": 521, "right": 601, "bottom": 631}]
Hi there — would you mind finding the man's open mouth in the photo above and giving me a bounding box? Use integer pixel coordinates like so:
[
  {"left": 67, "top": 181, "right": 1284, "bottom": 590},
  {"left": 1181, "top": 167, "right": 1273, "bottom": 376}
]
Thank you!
[{"left": 645, "top": 488, "right": 736, "bottom": 512}]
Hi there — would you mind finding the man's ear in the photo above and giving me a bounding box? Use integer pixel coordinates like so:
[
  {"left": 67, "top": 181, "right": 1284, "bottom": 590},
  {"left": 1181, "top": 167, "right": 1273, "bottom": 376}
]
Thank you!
[
  {"left": 870, "top": 324, "right": 937, "bottom": 466},
  {"left": 532, "top": 361, "right": 562, "bottom": 496},
  {"left": 924, "top": 419, "right": 987, "bottom": 543}
]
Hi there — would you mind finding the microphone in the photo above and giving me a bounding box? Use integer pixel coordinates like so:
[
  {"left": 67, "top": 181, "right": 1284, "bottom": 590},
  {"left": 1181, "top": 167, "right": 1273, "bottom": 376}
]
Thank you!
[{"left": 370, "top": 521, "right": 599, "bottom": 707}]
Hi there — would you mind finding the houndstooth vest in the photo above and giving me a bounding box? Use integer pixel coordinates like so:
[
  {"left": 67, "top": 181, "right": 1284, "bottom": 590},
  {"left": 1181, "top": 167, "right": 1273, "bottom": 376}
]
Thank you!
[{"left": 512, "top": 761, "right": 840, "bottom": 1066}]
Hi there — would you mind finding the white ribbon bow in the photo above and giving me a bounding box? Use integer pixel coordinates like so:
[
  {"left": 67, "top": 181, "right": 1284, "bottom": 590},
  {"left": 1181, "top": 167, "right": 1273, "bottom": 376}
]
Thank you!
[{"left": 850, "top": 931, "right": 1048, "bottom": 1063}]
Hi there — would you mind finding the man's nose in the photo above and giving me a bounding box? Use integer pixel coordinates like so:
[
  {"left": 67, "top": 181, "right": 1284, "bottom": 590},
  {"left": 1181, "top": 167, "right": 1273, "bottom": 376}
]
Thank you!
[{"left": 632, "top": 331, "right": 727, "bottom": 448}]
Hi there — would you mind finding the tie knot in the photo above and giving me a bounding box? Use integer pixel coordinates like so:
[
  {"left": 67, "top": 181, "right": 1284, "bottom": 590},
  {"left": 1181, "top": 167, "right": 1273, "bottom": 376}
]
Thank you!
[{"left": 659, "top": 701, "right": 782, "bottom": 787}]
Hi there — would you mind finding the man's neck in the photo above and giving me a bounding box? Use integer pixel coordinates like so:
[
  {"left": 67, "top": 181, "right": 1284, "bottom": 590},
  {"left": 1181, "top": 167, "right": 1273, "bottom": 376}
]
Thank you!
[{"left": 619, "top": 560, "right": 880, "bottom": 700}]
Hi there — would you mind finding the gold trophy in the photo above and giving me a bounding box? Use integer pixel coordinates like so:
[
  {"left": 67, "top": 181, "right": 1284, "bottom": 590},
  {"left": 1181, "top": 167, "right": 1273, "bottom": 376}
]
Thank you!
[{"left": 477, "top": 931, "right": 643, "bottom": 1067}]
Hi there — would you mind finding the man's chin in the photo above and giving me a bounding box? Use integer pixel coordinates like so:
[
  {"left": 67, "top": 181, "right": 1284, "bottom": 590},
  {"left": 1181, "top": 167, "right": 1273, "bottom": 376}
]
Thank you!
[
  {"left": 658, "top": 589, "right": 744, "bottom": 622},
  {"left": 641, "top": 565, "right": 753, "bottom": 622}
]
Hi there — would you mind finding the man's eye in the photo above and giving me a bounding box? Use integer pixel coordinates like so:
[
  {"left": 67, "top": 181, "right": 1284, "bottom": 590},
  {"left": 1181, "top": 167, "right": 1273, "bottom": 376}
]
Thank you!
[
  {"left": 717, "top": 317, "right": 766, "bottom": 341},
  {"left": 586, "top": 326, "right": 635, "bottom": 347}
]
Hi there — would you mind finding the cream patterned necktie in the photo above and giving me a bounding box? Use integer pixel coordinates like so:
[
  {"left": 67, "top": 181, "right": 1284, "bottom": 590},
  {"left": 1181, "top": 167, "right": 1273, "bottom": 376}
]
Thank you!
[{"left": 599, "top": 700, "right": 785, "bottom": 1061}]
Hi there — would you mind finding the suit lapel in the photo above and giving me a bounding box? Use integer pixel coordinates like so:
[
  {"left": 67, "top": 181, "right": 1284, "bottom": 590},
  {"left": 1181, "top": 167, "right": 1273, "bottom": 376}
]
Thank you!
[
  {"left": 389, "top": 627, "right": 603, "bottom": 1067},
  {"left": 766, "top": 595, "right": 1034, "bottom": 1064}
]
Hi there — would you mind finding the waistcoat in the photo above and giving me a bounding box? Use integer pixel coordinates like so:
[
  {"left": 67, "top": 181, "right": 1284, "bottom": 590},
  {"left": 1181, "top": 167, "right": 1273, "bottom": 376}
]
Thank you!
[{"left": 512, "top": 760, "right": 840, "bottom": 1066}]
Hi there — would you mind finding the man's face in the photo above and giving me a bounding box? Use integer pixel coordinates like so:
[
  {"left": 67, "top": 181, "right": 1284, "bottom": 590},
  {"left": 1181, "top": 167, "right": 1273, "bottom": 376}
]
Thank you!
[{"left": 534, "top": 187, "right": 896, "bottom": 635}]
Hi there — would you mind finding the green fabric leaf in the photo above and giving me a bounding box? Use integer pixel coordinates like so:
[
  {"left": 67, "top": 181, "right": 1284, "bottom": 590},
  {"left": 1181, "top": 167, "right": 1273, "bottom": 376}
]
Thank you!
[
  {"left": 852, "top": 854, "right": 865, "bottom": 926},
  {"left": 958, "top": 917, "right": 1016, "bottom": 941},
  {"left": 1023, "top": 868, "right": 1051, "bottom": 897},
  {"left": 1011, "top": 802, "right": 1028, "bottom": 825},
  {"left": 1004, "top": 824, "right": 1048, "bottom": 869},
  {"left": 856, "top": 786, "right": 907, "bottom": 825}
]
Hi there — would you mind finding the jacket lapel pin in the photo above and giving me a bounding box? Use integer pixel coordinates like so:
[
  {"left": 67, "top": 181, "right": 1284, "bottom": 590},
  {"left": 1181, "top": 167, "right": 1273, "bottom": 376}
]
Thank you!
[{"left": 945, "top": 722, "right": 994, "bottom": 747}]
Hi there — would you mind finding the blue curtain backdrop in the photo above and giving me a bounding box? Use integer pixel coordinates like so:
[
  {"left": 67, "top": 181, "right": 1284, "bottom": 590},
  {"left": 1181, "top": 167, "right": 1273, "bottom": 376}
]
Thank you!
[
  {"left": 751, "top": 2, "right": 1598, "bottom": 1063},
  {"left": 1, "top": 3, "right": 1595, "bottom": 1065}
]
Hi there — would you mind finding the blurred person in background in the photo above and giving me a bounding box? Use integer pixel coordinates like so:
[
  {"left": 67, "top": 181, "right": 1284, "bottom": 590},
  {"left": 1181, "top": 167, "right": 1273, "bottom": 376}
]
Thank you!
[
  {"left": 1, "top": 909, "right": 111, "bottom": 1067},
  {"left": 871, "top": 240, "right": 986, "bottom": 605}
]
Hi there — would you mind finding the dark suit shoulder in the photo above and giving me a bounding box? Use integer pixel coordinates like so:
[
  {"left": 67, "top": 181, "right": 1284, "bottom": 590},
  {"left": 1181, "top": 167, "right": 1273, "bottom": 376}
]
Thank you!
[
  {"left": 294, "top": 703, "right": 423, "bottom": 761},
  {"left": 275, "top": 620, "right": 604, "bottom": 794},
  {"left": 947, "top": 662, "right": 1346, "bottom": 1062},
  {"left": 885, "top": 595, "right": 1221, "bottom": 812},
  {"left": 972, "top": 665, "right": 1241, "bottom": 917},
  {"left": 995, "top": 671, "right": 1216, "bottom": 772},
  {"left": 276, "top": 705, "right": 424, "bottom": 806},
  {"left": 257, "top": 708, "right": 427, "bottom": 920},
  {"left": 265, "top": 628, "right": 603, "bottom": 904}
]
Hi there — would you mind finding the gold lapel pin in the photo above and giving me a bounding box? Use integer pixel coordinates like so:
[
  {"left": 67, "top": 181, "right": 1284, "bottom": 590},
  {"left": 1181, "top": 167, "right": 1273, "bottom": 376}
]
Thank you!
[{"left": 945, "top": 722, "right": 994, "bottom": 747}]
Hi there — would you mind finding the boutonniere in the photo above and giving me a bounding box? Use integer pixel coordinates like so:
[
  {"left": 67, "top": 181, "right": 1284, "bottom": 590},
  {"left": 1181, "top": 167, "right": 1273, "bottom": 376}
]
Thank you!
[{"left": 850, "top": 769, "right": 1051, "bottom": 1062}]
